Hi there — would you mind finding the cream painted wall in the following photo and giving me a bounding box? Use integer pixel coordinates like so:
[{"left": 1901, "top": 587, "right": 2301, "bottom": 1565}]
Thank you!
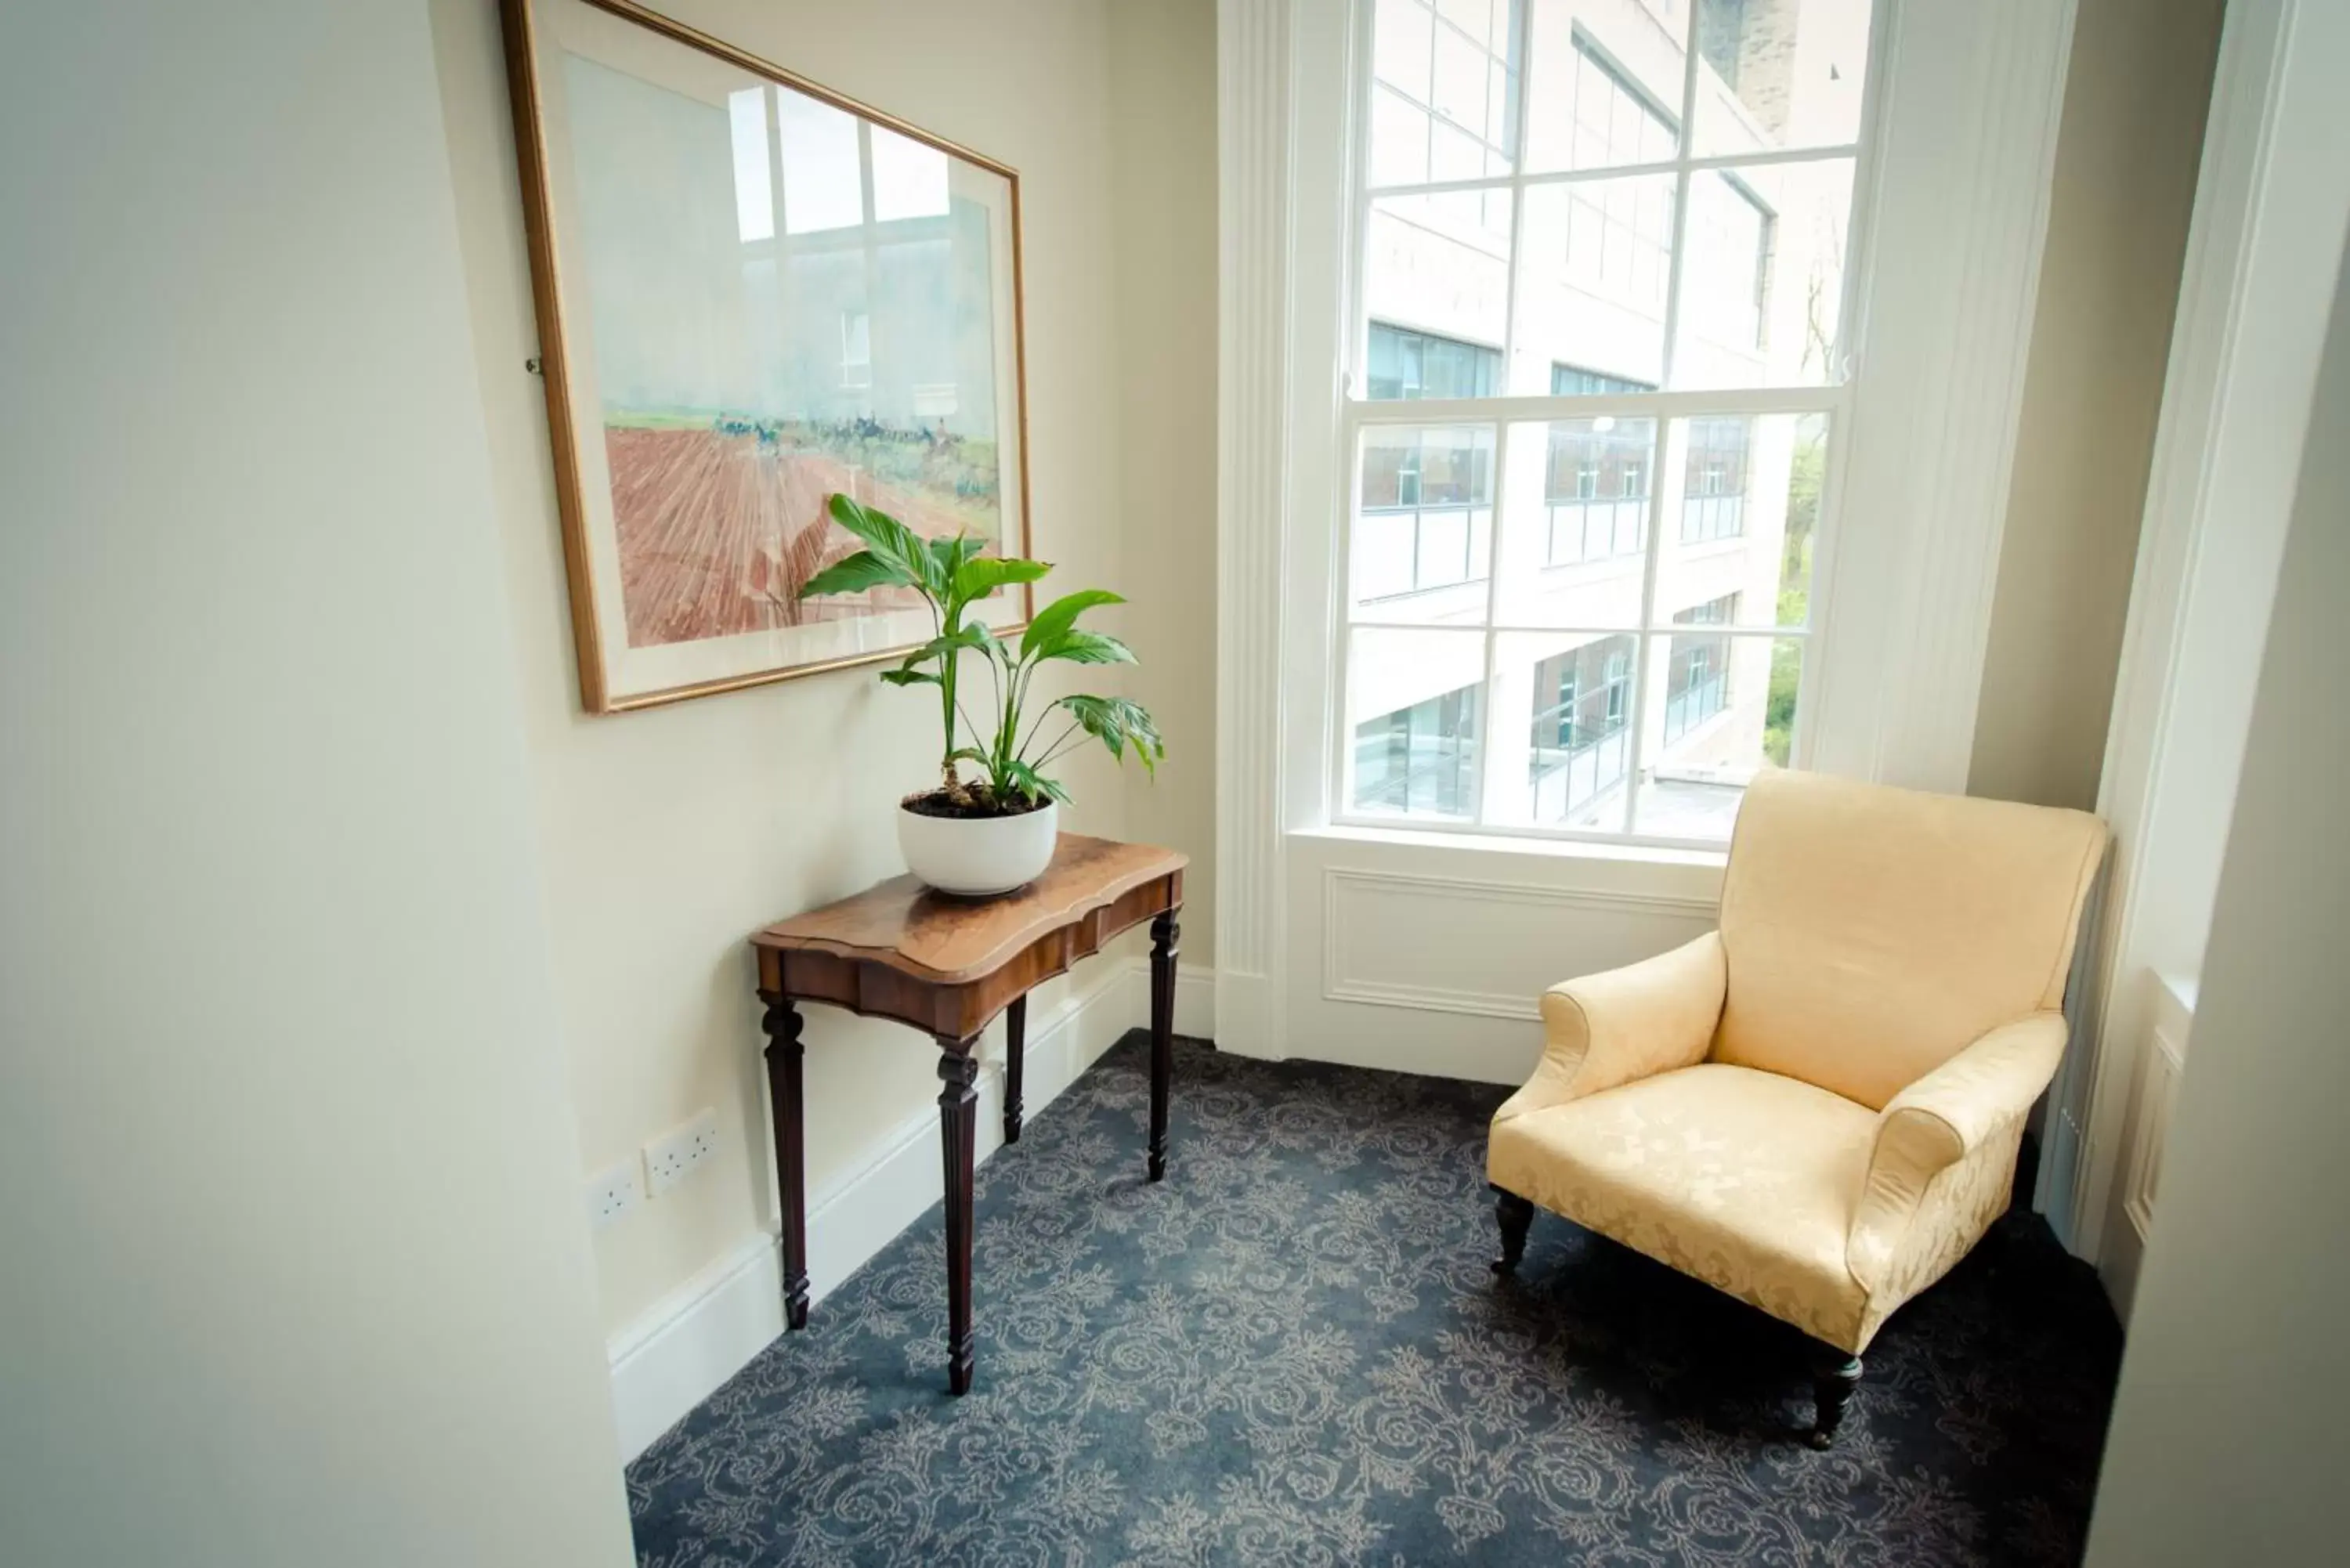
[
  {"left": 430, "top": 0, "right": 1218, "bottom": 1340},
  {"left": 2081, "top": 243, "right": 2350, "bottom": 1568},
  {"left": 0, "top": 3, "right": 632, "bottom": 1564},
  {"left": 1111, "top": 0, "right": 1220, "bottom": 958},
  {"left": 1969, "top": 0, "right": 2224, "bottom": 810}
]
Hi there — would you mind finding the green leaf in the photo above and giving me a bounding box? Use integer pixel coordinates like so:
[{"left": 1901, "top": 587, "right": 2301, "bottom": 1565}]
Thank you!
[
  {"left": 1031, "top": 629, "right": 1136, "bottom": 667},
  {"left": 927, "top": 533, "right": 982, "bottom": 602},
  {"left": 953, "top": 555, "right": 1052, "bottom": 604},
  {"left": 1003, "top": 759, "right": 1073, "bottom": 808},
  {"left": 1054, "top": 693, "right": 1165, "bottom": 779},
  {"left": 829, "top": 493, "right": 942, "bottom": 595},
  {"left": 968, "top": 621, "right": 1011, "bottom": 670},
  {"left": 1020, "top": 588, "right": 1124, "bottom": 660},
  {"left": 878, "top": 667, "right": 940, "bottom": 688},
  {"left": 898, "top": 626, "right": 988, "bottom": 667},
  {"left": 798, "top": 548, "right": 910, "bottom": 599}
]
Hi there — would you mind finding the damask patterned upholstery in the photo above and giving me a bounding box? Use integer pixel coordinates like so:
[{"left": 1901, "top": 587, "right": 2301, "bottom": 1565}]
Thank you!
[{"left": 1488, "top": 770, "right": 2106, "bottom": 1357}]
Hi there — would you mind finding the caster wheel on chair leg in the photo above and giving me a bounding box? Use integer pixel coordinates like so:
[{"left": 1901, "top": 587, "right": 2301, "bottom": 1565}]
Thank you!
[{"left": 1808, "top": 1349, "right": 1862, "bottom": 1449}]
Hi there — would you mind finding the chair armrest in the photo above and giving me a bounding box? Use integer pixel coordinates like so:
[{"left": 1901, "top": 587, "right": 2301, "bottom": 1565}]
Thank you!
[
  {"left": 1846, "top": 1011, "right": 2068, "bottom": 1293},
  {"left": 1492, "top": 930, "right": 1727, "bottom": 1125}
]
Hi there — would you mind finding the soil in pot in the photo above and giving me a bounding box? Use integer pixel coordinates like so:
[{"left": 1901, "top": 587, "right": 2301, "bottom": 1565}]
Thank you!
[{"left": 902, "top": 783, "right": 1053, "bottom": 821}]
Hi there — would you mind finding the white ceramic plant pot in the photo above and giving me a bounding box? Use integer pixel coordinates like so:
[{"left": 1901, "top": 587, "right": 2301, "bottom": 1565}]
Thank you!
[{"left": 898, "top": 798, "right": 1060, "bottom": 897}]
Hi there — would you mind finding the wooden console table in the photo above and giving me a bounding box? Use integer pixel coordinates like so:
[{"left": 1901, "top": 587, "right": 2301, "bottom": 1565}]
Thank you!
[{"left": 751, "top": 833, "right": 1186, "bottom": 1395}]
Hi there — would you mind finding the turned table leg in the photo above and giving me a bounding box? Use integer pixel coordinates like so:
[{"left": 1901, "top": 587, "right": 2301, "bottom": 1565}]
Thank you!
[
  {"left": 1148, "top": 907, "right": 1179, "bottom": 1182},
  {"left": 1002, "top": 995, "right": 1027, "bottom": 1146},
  {"left": 936, "top": 1040, "right": 981, "bottom": 1395},
  {"left": 758, "top": 992, "right": 810, "bottom": 1331}
]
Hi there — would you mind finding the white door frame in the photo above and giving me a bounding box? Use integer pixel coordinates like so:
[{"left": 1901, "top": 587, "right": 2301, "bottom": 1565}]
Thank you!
[{"left": 2041, "top": 0, "right": 2350, "bottom": 1303}]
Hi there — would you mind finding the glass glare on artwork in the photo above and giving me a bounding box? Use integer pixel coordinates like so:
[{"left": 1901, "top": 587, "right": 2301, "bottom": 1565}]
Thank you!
[{"left": 562, "top": 55, "right": 1007, "bottom": 651}]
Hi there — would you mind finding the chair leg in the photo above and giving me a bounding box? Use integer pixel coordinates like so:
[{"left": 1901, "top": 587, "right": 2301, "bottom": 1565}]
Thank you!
[
  {"left": 1808, "top": 1345, "right": 1863, "bottom": 1449},
  {"left": 1491, "top": 1187, "right": 1534, "bottom": 1275}
]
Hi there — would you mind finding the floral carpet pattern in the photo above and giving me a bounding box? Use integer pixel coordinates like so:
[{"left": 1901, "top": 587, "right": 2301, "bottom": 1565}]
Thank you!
[{"left": 628, "top": 1035, "right": 2121, "bottom": 1566}]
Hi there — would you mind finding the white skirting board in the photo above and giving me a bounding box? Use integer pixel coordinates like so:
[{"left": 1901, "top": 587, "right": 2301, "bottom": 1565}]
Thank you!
[{"left": 605, "top": 957, "right": 1214, "bottom": 1461}]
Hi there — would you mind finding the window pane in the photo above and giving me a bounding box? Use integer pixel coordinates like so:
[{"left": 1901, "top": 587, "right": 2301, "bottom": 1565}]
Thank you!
[
  {"left": 1671, "top": 157, "right": 1854, "bottom": 390},
  {"left": 1362, "top": 194, "right": 1513, "bottom": 374},
  {"left": 1491, "top": 416, "right": 1650, "bottom": 627},
  {"left": 1488, "top": 629, "right": 1638, "bottom": 830},
  {"left": 1347, "top": 628, "right": 1488, "bottom": 820},
  {"left": 1352, "top": 425, "right": 1496, "bottom": 622},
  {"left": 1507, "top": 174, "right": 1674, "bottom": 393},
  {"left": 1433, "top": 24, "right": 1493, "bottom": 136},
  {"left": 1650, "top": 412, "right": 1827, "bottom": 627},
  {"left": 1346, "top": 2, "right": 1871, "bottom": 850},
  {"left": 1431, "top": 119, "right": 1488, "bottom": 183},
  {"left": 1369, "top": 87, "right": 1434, "bottom": 187},
  {"left": 1523, "top": 0, "right": 1683, "bottom": 172},
  {"left": 1373, "top": 0, "right": 1435, "bottom": 101},
  {"left": 1365, "top": 320, "right": 1505, "bottom": 400},
  {"left": 1372, "top": 0, "right": 1521, "bottom": 188},
  {"left": 1633, "top": 632, "right": 1801, "bottom": 840},
  {"left": 1693, "top": 0, "right": 1874, "bottom": 158},
  {"left": 1437, "top": 0, "right": 1497, "bottom": 51}
]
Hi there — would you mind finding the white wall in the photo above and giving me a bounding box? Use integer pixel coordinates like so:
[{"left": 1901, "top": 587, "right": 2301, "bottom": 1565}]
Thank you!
[
  {"left": 1112, "top": 0, "right": 1222, "bottom": 958},
  {"left": 1970, "top": 0, "right": 2222, "bottom": 812},
  {"left": 428, "top": 0, "right": 1220, "bottom": 1372},
  {"left": 0, "top": 4, "right": 634, "bottom": 1565},
  {"left": 2082, "top": 239, "right": 2350, "bottom": 1568}
]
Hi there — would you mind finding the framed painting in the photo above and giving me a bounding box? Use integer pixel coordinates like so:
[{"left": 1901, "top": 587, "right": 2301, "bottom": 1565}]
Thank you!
[{"left": 501, "top": 0, "right": 1031, "bottom": 711}]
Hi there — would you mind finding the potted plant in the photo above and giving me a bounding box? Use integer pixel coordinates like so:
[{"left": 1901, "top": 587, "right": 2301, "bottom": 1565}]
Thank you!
[{"left": 800, "top": 493, "right": 1165, "bottom": 896}]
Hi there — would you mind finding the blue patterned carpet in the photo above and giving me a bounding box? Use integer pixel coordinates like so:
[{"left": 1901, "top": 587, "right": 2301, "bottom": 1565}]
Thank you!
[{"left": 628, "top": 1034, "right": 2121, "bottom": 1566}]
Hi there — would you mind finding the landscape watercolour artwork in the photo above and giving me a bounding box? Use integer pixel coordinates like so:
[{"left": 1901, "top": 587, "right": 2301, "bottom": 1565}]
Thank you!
[{"left": 504, "top": 0, "right": 1029, "bottom": 710}]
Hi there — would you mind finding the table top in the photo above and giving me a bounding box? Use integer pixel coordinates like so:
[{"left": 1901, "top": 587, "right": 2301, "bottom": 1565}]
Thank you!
[{"left": 753, "top": 833, "right": 1186, "bottom": 985}]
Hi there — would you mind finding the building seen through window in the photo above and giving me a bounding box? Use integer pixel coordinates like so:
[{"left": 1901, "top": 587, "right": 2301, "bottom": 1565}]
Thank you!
[
  {"left": 1353, "top": 683, "right": 1480, "bottom": 815},
  {"left": 1345, "top": 0, "right": 1868, "bottom": 844},
  {"left": 1355, "top": 417, "right": 1495, "bottom": 601},
  {"left": 1681, "top": 417, "right": 1750, "bottom": 541},
  {"left": 1544, "top": 361, "right": 1653, "bottom": 566},
  {"left": 1367, "top": 321, "right": 1504, "bottom": 400},
  {"left": 1665, "top": 592, "right": 1738, "bottom": 742},
  {"left": 1527, "top": 634, "right": 1635, "bottom": 823}
]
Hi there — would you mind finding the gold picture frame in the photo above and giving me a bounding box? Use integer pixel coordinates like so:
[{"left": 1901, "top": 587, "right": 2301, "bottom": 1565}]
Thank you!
[{"left": 501, "top": 0, "right": 1032, "bottom": 712}]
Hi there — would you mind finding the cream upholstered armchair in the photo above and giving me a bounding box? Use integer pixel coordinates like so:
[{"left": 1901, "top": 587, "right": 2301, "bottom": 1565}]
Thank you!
[{"left": 1485, "top": 770, "right": 2107, "bottom": 1447}]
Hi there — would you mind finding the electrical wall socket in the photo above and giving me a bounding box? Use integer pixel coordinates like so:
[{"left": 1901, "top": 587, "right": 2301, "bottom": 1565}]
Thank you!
[
  {"left": 585, "top": 1159, "right": 642, "bottom": 1231},
  {"left": 644, "top": 1107, "right": 719, "bottom": 1198}
]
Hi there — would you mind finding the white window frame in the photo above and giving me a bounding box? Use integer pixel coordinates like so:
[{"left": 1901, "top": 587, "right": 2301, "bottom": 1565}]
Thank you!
[
  {"left": 1329, "top": 0, "right": 1889, "bottom": 852},
  {"left": 1212, "top": 0, "right": 2077, "bottom": 1063}
]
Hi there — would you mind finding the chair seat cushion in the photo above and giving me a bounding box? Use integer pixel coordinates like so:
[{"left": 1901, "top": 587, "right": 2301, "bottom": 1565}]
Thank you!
[{"left": 1488, "top": 1062, "right": 1878, "bottom": 1349}]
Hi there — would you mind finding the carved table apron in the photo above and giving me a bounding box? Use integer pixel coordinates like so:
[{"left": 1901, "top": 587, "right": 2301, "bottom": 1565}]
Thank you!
[{"left": 751, "top": 833, "right": 1186, "bottom": 1395}]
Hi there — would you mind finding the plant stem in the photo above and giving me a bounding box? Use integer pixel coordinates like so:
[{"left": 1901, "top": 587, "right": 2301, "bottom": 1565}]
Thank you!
[
  {"left": 1033, "top": 725, "right": 1094, "bottom": 772},
  {"left": 982, "top": 643, "right": 1003, "bottom": 744},
  {"left": 1014, "top": 659, "right": 1062, "bottom": 761},
  {"left": 1026, "top": 717, "right": 1080, "bottom": 768},
  {"left": 955, "top": 694, "right": 989, "bottom": 750},
  {"left": 997, "top": 652, "right": 1021, "bottom": 782},
  {"left": 935, "top": 596, "right": 960, "bottom": 788}
]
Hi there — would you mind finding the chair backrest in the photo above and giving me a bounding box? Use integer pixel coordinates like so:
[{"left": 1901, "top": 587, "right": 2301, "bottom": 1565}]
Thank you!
[{"left": 1712, "top": 770, "right": 2108, "bottom": 1110}]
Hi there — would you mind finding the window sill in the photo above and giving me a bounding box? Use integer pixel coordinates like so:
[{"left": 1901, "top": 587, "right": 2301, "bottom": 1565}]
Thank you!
[{"left": 1293, "top": 821, "right": 1726, "bottom": 871}]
